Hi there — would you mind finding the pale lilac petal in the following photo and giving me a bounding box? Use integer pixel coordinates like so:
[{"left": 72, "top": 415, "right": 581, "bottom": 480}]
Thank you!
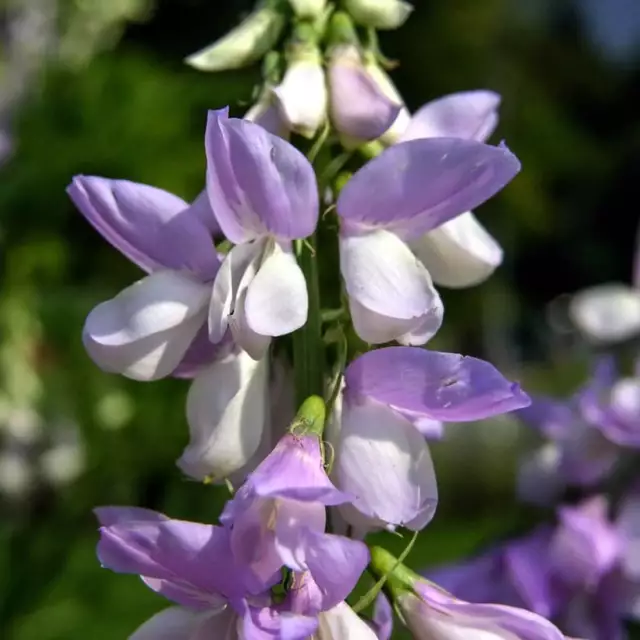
[
  {"left": 96, "top": 516, "right": 246, "bottom": 602},
  {"left": 94, "top": 507, "right": 169, "bottom": 526},
  {"left": 189, "top": 189, "right": 222, "bottom": 236},
  {"left": 549, "top": 496, "right": 621, "bottom": 588},
  {"left": 83, "top": 270, "right": 210, "bottom": 381},
  {"left": 328, "top": 45, "right": 402, "bottom": 142},
  {"left": 594, "top": 377, "right": 640, "bottom": 446},
  {"left": 172, "top": 324, "right": 229, "bottom": 379},
  {"left": 319, "top": 602, "right": 379, "bottom": 639},
  {"left": 344, "top": 347, "right": 531, "bottom": 421},
  {"left": 205, "top": 109, "right": 319, "bottom": 242},
  {"left": 569, "top": 283, "right": 640, "bottom": 343},
  {"left": 372, "top": 594, "right": 393, "bottom": 640},
  {"left": 68, "top": 176, "right": 219, "bottom": 280},
  {"left": 279, "top": 614, "right": 319, "bottom": 640},
  {"left": 340, "top": 229, "right": 443, "bottom": 344},
  {"left": 516, "top": 398, "right": 576, "bottom": 439},
  {"left": 400, "top": 91, "right": 501, "bottom": 143},
  {"left": 129, "top": 607, "right": 235, "bottom": 640},
  {"left": 337, "top": 399, "right": 437, "bottom": 529},
  {"left": 245, "top": 242, "right": 308, "bottom": 337},
  {"left": 337, "top": 137, "right": 520, "bottom": 238},
  {"left": 250, "top": 434, "right": 350, "bottom": 505},
  {"left": 245, "top": 92, "right": 290, "bottom": 139},
  {"left": 302, "top": 530, "right": 370, "bottom": 610},
  {"left": 396, "top": 308, "right": 445, "bottom": 347},
  {"left": 178, "top": 351, "right": 269, "bottom": 482},
  {"left": 410, "top": 212, "right": 503, "bottom": 288}
]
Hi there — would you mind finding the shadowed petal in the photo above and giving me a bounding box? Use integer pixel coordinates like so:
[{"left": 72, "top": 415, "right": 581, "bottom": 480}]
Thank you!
[
  {"left": 129, "top": 607, "right": 237, "bottom": 640},
  {"left": 205, "top": 109, "right": 319, "bottom": 242},
  {"left": 410, "top": 212, "right": 503, "bottom": 288},
  {"left": 68, "top": 176, "right": 219, "bottom": 280},
  {"left": 371, "top": 594, "right": 393, "bottom": 640},
  {"left": 344, "top": 347, "right": 531, "bottom": 421},
  {"left": 337, "top": 137, "right": 520, "bottom": 239},
  {"left": 337, "top": 399, "right": 438, "bottom": 529},
  {"left": 400, "top": 91, "right": 501, "bottom": 143},
  {"left": 177, "top": 351, "right": 269, "bottom": 482},
  {"left": 83, "top": 270, "right": 210, "bottom": 381}
]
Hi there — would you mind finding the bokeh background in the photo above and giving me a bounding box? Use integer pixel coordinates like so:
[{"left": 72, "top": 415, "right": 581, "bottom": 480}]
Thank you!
[{"left": 1, "top": 0, "right": 639, "bottom": 637}]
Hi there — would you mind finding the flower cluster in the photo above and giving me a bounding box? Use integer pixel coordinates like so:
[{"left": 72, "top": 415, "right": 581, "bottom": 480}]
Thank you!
[{"left": 70, "top": 1, "right": 584, "bottom": 637}]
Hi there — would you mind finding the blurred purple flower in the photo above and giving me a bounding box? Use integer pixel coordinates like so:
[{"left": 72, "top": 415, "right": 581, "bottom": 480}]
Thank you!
[
  {"left": 206, "top": 108, "right": 319, "bottom": 359},
  {"left": 329, "top": 347, "right": 531, "bottom": 532},
  {"left": 336, "top": 134, "right": 519, "bottom": 343}
]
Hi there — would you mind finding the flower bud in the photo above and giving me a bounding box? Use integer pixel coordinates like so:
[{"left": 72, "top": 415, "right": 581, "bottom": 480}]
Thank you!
[
  {"left": 244, "top": 88, "right": 290, "bottom": 138},
  {"left": 344, "top": 0, "right": 413, "bottom": 30},
  {"left": 273, "top": 41, "right": 328, "bottom": 138},
  {"left": 185, "top": 2, "right": 285, "bottom": 72},
  {"left": 288, "top": 0, "right": 327, "bottom": 19}
]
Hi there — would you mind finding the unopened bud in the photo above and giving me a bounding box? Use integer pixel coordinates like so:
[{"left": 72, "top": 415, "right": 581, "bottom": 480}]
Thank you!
[
  {"left": 344, "top": 0, "right": 413, "bottom": 30},
  {"left": 185, "top": 2, "right": 285, "bottom": 72},
  {"left": 288, "top": 0, "right": 327, "bottom": 19}
]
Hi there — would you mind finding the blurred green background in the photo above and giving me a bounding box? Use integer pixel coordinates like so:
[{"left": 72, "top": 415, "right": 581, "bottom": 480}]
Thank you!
[{"left": 0, "top": 0, "right": 639, "bottom": 637}]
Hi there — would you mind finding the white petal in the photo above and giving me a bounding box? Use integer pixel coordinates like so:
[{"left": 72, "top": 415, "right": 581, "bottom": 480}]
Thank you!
[
  {"left": 130, "top": 606, "right": 236, "bottom": 640},
  {"left": 178, "top": 350, "right": 269, "bottom": 481},
  {"left": 209, "top": 242, "right": 263, "bottom": 343},
  {"left": 336, "top": 399, "right": 438, "bottom": 530},
  {"left": 274, "top": 56, "right": 328, "bottom": 138},
  {"left": 569, "top": 283, "right": 640, "bottom": 343},
  {"left": 410, "top": 212, "right": 503, "bottom": 288},
  {"left": 317, "top": 602, "right": 379, "bottom": 640},
  {"left": 245, "top": 243, "right": 308, "bottom": 337},
  {"left": 340, "top": 230, "right": 443, "bottom": 344},
  {"left": 83, "top": 270, "right": 210, "bottom": 381}
]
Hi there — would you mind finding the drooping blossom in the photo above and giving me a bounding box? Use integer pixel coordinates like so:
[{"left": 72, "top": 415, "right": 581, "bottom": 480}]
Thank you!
[
  {"left": 185, "top": 2, "right": 285, "bottom": 72},
  {"left": 428, "top": 494, "right": 640, "bottom": 640},
  {"left": 370, "top": 546, "right": 574, "bottom": 640},
  {"left": 336, "top": 132, "right": 519, "bottom": 343},
  {"left": 328, "top": 347, "right": 530, "bottom": 532},
  {"left": 326, "top": 13, "right": 401, "bottom": 145},
  {"left": 343, "top": 0, "right": 413, "bottom": 30},
  {"left": 206, "top": 108, "right": 319, "bottom": 360},
  {"left": 68, "top": 176, "right": 223, "bottom": 381}
]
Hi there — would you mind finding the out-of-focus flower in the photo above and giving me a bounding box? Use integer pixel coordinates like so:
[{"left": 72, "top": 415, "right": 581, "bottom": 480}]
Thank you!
[
  {"left": 329, "top": 347, "right": 530, "bottom": 532},
  {"left": 336, "top": 136, "right": 520, "bottom": 343},
  {"left": 289, "top": 0, "right": 328, "bottom": 19},
  {"left": 428, "top": 494, "right": 640, "bottom": 640},
  {"left": 273, "top": 35, "right": 328, "bottom": 138},
  {"left": 68, "top": 176, "right": 222, "bottom": 381},
  {"left": 185, "top": 1, "right": 285, "bottom": 72},
  {"left": 327, "top": 13, "right": 401, "bottom": 145},
  {"left": 344, "top": 0, "right": 413, "bottom": 30},
  {"left": 205, "top": 108, "right": 318, "bottom": 359}
]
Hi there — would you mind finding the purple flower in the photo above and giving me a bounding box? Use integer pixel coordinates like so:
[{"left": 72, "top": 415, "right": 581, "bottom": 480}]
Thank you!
[
  {"left": 206, "top": 108, "right": 319, "bottom": 359},
  {"left": 220, "top": 432, "right": 369, "bottom": 608},
  {"left": 427, "top": 495, "right": 640, "bottom": 640},
  {"left": 336, "top": 131, "right": 519, "bottom": 343},
  {"left": 328, "top": 44, "right": 402, "bottom": 144},
  {"left": 68, "top": 177, "right": 223, "bottom": 381},
  {"left": 328, "top": 347, "right": 530, "bottom": 531}
]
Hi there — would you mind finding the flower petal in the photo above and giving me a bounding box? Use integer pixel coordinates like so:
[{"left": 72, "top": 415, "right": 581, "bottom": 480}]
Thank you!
[
  {"left": 344, "top": 347, "right": 531, "bottom": 421},
  {"left": 340, "top": 229, "right": 443, "bottom": 344},
  {"left": 569, "top": 283, "right": 640, "bottom": 343},
  {"left": 177, "top": 350, "right": 269, "bottom": 482},
  {"left": 371, "top": 594, "right": 394, "bottom": 640},
  {"left": 94, "top": 506, "right": 169, "bottom": 526},
  {"left": 337, "top": 399, "right": 438, "bottom": 529},
  {"left": 337, "top": 138, "right": 520, "bottom": 238},
  {"left": 245, "top": 242, "right": 308, "bottom": 337},
  {"left": 302, "top": 531, "right": 370, "bottom": 610},
  {"left": 319, "top": 602, "right": 379, "bottom": 640},
  {"left": 83, "top": 270, "right": 210, "bottom": 381},
  {"left": 400, "top": 91, "right": 501, "bottom": 143},
  {"left": 328, "top": 45, "right": 402, "bottom": 142},
  {"left": 68, "top": 176, "right": 219, "bottom": 279},
  {"left": 250, "top": 434, "right": 351, "bottom": 505},
  {"left": 205, "top": 109, "right": 319, "bottom": 242},
  {"left": 410, "top": 212, "right": 503, "bottom": 288},
  {"left": 129, "top": 607, "right": 235, "bottom": 640},
  {"left": 188, "top": 189, "right": 222, "bottom": 236}
]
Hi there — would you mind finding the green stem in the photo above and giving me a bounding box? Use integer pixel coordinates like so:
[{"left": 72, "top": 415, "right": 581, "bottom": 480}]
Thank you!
[{"left": 293, "top": 233, "right": 325, "bottom": 406}]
